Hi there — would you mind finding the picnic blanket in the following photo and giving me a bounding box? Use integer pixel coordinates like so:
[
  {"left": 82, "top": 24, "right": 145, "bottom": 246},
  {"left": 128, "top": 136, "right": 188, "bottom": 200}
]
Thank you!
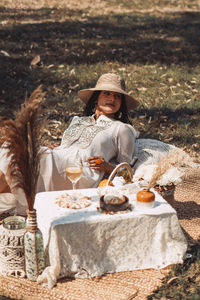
[{"left": 0, "top": 168, "right": 199, "bottom": 300}]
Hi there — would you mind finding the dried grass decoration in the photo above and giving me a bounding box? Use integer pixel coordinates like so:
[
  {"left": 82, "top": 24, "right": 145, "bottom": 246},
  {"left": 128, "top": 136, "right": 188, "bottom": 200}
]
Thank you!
[
  {"left": 137, "top": 151, "right": 193, "bottom": 204},
  {"left": 0, "top": 86, "right": 46, "bottom": 281},
  {"left": 147, "top": 151, "right": 192, "bottom": 190}
]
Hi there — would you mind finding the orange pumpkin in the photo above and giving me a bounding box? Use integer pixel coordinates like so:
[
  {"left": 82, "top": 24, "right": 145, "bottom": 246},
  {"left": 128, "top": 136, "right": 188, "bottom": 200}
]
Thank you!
[{"left": 98, "top": 179, "right": 114, "bottom": 187}]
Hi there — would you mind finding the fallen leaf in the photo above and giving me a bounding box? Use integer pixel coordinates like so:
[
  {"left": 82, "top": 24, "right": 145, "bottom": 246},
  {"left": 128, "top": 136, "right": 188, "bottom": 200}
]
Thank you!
[
  {"left": 69, "top": 84, "right": 79, "bottom": 90},
  {"left": 70, "top": 69, "right": 75, "bottom": 75},
  {"left": 30, "top": 55, "right": 41, "bottom": 66},
  {"left": 137, "top": 87, "right": 147, "bottom": 92},
  {"left": 167, "top": 276, "right": 178, "bottom": 284},
  {"left": 0, "top": 50, "right": 10, "bottom": 57},
  {"left": 164, "top": 137, "right": 174, "bottom": 142},
  {"left": 47, "top": 64, "right": 54, "bottom": 69}
]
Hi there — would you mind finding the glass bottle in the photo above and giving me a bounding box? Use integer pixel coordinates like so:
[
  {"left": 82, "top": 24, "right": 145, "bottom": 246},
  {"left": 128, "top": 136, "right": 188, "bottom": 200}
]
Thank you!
[{"left": 24, "top": 209, "right": 45, "bottom": 281}]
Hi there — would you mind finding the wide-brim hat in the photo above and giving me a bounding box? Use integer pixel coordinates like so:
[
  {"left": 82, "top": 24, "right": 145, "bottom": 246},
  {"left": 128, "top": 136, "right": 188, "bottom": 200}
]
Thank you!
[{"left": 78, "top": 73, "right": 140, "bottom": 110}]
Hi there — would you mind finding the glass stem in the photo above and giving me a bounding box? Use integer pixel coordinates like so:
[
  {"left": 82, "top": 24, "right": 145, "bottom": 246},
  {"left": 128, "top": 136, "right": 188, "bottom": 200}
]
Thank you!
[
  {"left": 72, "top": 182, "right": 76, "bottom": 190},
  {"left": 72, "top": 182, "right": 76, "bottom": 201}
]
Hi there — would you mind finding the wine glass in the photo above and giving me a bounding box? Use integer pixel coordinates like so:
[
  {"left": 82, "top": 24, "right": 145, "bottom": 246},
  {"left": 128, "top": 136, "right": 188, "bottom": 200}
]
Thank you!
[{"left": 65, "top": 160, "right": 83, "bottom": 194}]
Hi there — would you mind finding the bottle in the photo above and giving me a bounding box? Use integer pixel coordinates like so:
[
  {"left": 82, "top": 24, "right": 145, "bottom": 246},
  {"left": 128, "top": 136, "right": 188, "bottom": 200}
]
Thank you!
[{"left": 24, "top": 209, "right": 45, "bottom": 281}]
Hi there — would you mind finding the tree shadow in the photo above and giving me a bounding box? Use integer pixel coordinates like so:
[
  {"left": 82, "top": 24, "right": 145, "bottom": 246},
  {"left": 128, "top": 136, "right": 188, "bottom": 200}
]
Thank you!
[
  {"left": 130, "top": 106, "right": 200, "bottom": 145},
  {"left": 180, "top": 226, "right": 197, "bottom": 246},
  {"left": 165, "top": 194, "right": 200, "bottom": 220},
  {"left": 163, "top": 192, "right": 200, "bottom": 245},
  {"left": 0, "top": 7, "right": 199, "bottom": 65},
  {"left": 0, "top": 6, "right": 199, "bottom": 131},
  {"left": 148, "top": 239, "right": 200, "bottom": 299}
]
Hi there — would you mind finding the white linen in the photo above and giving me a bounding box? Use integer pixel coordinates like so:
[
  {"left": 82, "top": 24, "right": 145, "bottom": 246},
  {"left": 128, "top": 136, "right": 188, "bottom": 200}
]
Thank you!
[
  {"left": 0, "top": 193, "right": 17, "bottom": 214},
  {"left": 0, "top": 115, "right": 137, "bottom": 213},
  {"left": 35, "top": 185, "right": 187, "bottom": 288},
  {"left": 0, "top": 190, "right": 27, "bottom": 216},
  {"left": 0, "top": 115, "right": 137, "bottom": 194},
  {"left": 133, "top": 138, "right": 197, "bottom": 170},
  {"left": 0, "top": 115, "right": 196, "bottom": 214}
]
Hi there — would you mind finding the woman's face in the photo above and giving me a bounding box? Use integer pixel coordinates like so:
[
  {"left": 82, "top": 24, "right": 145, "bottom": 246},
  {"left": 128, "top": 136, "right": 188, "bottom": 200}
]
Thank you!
[{"left": 95, "top": 90, "right": 122, "bottom": 118}]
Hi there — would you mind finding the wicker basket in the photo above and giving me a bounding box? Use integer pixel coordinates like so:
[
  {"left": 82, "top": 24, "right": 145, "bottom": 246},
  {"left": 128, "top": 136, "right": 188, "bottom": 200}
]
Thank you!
[
  {"left": 107, "top": 162, "right": 133, "bottom": 185},
  {"left": 0, "top": 216, "right": 26, "bottom": 277},
  {"left": 153, "top": 184, "right": 176, "bottom": 199}
]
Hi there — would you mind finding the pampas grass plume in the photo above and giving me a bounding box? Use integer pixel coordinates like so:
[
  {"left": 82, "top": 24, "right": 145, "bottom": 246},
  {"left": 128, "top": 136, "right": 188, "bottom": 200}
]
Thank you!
[
  {"left": 147, "top": 150, "right": 194, "bottom": 190},
  {"left": 0, "top": 86, "right": 46, "bottom": 210}
]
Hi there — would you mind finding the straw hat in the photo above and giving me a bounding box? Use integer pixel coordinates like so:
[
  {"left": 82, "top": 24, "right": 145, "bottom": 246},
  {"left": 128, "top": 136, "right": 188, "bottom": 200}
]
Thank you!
[{"left": 78, "top": 73, "right": 139, "bottom": 109}]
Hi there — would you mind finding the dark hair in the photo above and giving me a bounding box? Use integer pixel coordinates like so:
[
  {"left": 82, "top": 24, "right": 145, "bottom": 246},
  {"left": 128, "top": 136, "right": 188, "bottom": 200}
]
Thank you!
[
  {"left": 83, "top": 91, "right": 131, "bottom": 124},
  {"left": 83, "top": 91, "right": 101, "bottom": 116}
]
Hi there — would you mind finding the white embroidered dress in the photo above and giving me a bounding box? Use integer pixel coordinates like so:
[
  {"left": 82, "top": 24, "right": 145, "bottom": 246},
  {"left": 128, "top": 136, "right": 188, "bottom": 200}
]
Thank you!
[{"left": 50, "top": 114, "right": 138, "bottom": 191}]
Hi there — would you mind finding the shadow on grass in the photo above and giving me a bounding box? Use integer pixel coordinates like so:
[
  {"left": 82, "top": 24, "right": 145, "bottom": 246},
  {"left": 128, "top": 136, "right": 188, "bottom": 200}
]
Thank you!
[
  {"left": 0, "top": 7, "right": 199, "bottom": 97},
  {"left": 166, "top": 194, "right": 200, "bottom": 221},
  {"left": 131, "top": 106, "right": 200, "bottom": 147},
  {"left": 0, "top": 7, "right": 199, "bottom": 65},
  {"left": 0, "top": 6, "right": 199, "bottom": 150},
  {"left": 148, "top": 240, "right": 200, "bottom": 299}
]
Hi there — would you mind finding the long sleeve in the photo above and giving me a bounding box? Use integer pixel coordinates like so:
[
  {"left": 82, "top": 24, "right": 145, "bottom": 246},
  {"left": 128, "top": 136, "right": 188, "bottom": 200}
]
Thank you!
[{"left": 114, "top": 124, "right": 138, "bottom": 164}]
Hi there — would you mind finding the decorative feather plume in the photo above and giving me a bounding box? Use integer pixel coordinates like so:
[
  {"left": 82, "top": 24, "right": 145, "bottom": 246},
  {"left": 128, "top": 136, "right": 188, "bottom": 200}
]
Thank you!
[
  {"left": 147, "top": 150, "right": 194, "bottom": 190},
  {"left": 0, "top": 86, "right": 46, "bottom": 210}
]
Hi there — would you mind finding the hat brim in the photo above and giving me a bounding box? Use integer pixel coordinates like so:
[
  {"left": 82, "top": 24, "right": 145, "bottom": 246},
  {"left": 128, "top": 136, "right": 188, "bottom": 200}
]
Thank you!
[{"left": 78, "top": 87, "right": 139, "bottom": 110}]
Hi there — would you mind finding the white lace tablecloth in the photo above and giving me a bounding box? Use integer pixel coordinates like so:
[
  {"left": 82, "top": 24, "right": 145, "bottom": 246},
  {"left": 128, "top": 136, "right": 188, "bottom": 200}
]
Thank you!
[{"left": 34, "top": 186, "right": 187, "bottom": 288}]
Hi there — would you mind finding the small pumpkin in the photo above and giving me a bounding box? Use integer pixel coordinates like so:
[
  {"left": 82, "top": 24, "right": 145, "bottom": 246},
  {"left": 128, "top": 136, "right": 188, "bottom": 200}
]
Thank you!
[{"left": 98, "top": 179, "right": 114, "bottom": 187}]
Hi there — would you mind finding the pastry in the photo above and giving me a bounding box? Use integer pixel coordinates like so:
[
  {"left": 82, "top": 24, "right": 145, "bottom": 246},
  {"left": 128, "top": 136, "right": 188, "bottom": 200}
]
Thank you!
[
  {"left": 100, "top": 194, "right": 129, "bottom": 212},
  {"left": 55, "top": 193, "right": 91, "bottom": 209}
]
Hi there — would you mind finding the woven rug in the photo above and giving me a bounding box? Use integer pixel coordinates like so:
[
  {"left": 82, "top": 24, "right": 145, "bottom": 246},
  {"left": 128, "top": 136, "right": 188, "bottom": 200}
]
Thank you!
[{"left": 0, "top": 168, "right": 199, "bottom": 300}]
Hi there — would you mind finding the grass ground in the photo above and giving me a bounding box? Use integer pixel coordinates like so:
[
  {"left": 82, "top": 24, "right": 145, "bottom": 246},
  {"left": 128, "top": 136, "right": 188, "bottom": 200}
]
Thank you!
[
  {"left": 0, "top": 0, "right": 199, "bottom": 157},
  {"left": 148, "top": 241, "right": 200, "bottom": 299},
  {"left": 0, "top": 0, "right": 200, "bottom": 299}
]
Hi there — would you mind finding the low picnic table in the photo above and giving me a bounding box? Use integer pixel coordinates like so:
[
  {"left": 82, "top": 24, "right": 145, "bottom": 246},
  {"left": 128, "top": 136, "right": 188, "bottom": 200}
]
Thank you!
[{"left": 34, "top": 184, "right": 187, "bottom": 287}]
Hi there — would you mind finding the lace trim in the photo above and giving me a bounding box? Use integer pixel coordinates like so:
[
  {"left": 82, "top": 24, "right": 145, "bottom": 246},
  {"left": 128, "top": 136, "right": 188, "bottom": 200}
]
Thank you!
[{"left": 61, "top": 116, "right": 113, "bottom": 149}]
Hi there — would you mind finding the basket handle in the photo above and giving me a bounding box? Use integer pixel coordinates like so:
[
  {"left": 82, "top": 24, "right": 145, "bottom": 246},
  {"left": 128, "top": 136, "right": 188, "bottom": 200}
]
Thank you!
[{"left": 107, "top": 162, "right": 133, "bottom": 186}]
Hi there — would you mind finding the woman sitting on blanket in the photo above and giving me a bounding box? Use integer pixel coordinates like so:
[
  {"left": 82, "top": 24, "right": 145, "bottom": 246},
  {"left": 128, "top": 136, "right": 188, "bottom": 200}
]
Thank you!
[{"left": 0, "top": 73, "right": 141, "bottom": 213}]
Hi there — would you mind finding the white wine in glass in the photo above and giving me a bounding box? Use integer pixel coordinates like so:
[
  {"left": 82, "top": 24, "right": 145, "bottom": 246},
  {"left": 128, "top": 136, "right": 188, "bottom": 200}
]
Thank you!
[{"left": 65, "top": 162, "right": 83, "bottom": 192}]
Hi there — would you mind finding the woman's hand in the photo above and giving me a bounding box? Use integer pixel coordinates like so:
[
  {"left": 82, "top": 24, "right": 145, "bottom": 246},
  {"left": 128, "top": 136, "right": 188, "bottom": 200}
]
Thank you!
[{"left": 87, "top": 156, "right": 115, "bottom": 174}]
